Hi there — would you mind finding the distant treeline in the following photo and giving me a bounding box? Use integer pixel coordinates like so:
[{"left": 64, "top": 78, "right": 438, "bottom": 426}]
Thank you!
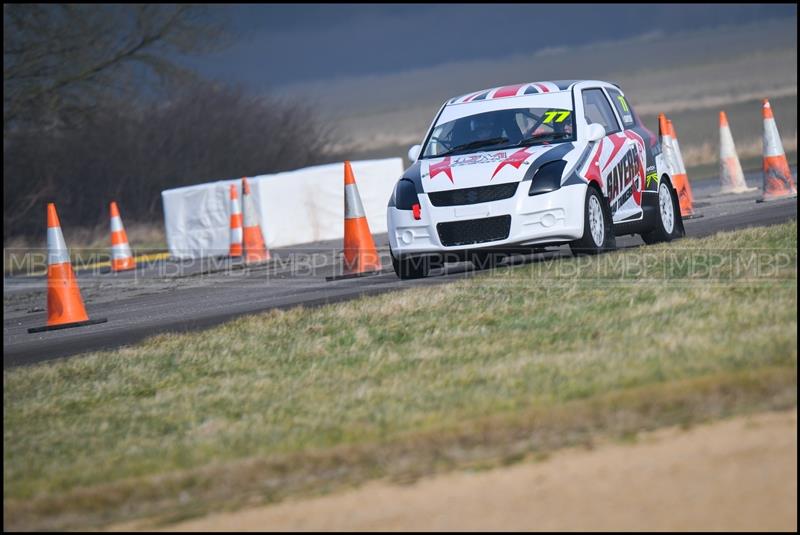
[
  {"left": 3, "top": 5, "right": 337, "bottom": 240},
  {"left": 4, "top": 82, "right": 336, "bottom": 239}
]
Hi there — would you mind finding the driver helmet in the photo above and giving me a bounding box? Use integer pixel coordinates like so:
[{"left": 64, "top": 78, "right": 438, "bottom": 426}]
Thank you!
[{"left": 469, "top": 114, "right": 499, "bottom": 139}]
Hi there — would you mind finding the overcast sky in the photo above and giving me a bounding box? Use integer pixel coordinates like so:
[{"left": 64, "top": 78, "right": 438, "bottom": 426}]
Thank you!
[{"left": 187, "top": 4, "right": 796, "bottom": 91}]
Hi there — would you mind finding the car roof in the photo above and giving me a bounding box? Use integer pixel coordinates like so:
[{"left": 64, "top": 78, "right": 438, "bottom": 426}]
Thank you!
[{"left": 447, "top": 80, "right": 620, "bottom": 105}]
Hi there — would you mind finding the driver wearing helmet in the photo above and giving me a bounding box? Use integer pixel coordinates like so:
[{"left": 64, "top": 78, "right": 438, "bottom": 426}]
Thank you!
[{"left": 469, "top": 114, "right": 501, "bottom": 140}]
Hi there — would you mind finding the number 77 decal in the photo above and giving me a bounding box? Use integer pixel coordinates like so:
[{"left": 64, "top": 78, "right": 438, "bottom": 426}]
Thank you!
[{"left": 542, "top": 110, "right": 571, "bottom": 123}]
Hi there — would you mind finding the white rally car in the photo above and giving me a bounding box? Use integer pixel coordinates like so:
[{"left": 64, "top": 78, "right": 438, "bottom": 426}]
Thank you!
[{"left": 387, "top": 79, "right": 684, "bottom": 279}]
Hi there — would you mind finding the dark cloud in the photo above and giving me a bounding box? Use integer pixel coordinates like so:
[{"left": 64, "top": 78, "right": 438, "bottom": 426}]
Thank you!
[{"left": 186, "top": 4, "right": 797, "bottom": 90}]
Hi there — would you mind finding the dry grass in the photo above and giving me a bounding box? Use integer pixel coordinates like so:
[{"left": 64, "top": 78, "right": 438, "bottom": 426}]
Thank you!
[
  {"left": 680, "top": 134, "right": 797, "bottom": 168},
  {"left": 3, "top": 222, "right": 166, "bottom": 275},
  {"left": 4, "top": 221, "right": 797, "bottom": 530}
]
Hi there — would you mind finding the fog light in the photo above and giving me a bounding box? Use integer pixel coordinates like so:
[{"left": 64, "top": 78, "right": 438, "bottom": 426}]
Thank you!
[
  {"left": 401, "top": 230, "right": 414, "bottom": 244},
  {"left": 541, "top": 213, "right": 557, "bottom": 228}
]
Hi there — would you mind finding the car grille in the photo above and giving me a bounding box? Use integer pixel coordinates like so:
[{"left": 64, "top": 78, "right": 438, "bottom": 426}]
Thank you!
[
  {"left": 437, "top": 215, "right": 512, "bottom": 247},
  {"left": 427, "top": 182, "right": 518, "bottom": 207}
]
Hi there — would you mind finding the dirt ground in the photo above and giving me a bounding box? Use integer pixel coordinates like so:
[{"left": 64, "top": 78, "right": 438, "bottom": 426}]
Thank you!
[{"left": 140, "top": 409, "right": 797, "bottom": 532}]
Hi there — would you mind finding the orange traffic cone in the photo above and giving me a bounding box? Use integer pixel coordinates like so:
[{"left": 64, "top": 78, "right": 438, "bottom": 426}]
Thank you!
[
  {"left": 109, "top": 201, "right": 135, "bottom": 272},
  {"left": 241, "top": 177, "right": 270, "bottom": 263},
  {"left": 718, "top": 111, "right": 756, "bottom": 194},
  {"left": 327, "top": 161, "right": 382, "bottom": 281},
  {"left": 666, "top": 118, "right": 697, "bottom": 218},
  {"left": 28, "top": 204, "right": 107, "bottom": 333},
  {"left": 759, "top": 99, "right": 796, "bottom": 202},
  {"left": 658, "top": 113, "right": 677, "bottom": 174},
  {"left": 229, "top": 184, "right": 243, "bottom": 258}
]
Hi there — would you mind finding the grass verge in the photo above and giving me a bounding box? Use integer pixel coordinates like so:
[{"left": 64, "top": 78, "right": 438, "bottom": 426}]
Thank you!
[
  {"left": 3, "top": 222, "right": 167, "bottom": 276},
  {"left": 4, "top": 221, "right": 797, "bottom": 530}
]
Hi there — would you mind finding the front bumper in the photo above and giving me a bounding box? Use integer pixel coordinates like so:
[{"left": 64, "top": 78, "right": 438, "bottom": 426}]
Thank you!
[{"left": 387, "top": 182, "right": 587, "bottom": 258}]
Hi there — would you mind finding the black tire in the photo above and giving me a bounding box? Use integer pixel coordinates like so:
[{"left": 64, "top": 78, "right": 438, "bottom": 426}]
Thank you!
[
  {"left": 641, "top": 177, "right": 684, "bottom": 244},
  {"left": 470, "top": 251, "right": 505, "bottom": 271},
  {"left": 570, "top": 185, "right": 617, "bottom": 256},
  {"left": 391, "top": 249, "right": 431, "bottom": 279}
]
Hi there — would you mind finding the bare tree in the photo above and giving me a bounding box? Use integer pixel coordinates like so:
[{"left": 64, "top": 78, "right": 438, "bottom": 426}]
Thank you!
[
  {"left": 4, "top": 80, "right": 338, "bottom": 239},
  {"left": 3, "top": 4, "right": 229, "bottom": 132},
  {"left": 3, "top": 5, "right": 340, "bottom": 240}
]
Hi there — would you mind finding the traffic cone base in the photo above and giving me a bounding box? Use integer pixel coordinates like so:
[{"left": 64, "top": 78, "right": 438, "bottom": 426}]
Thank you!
[
  {"left": 327, "top": 161, "right": 383, "bottom": 281},
  {"left": 111, "top": 257, "right": 136, "bottom": 271},
  {"left": 241, "top": 177, "right": 270, "bottom": 264},
  {"left": 244, "top": 231, "right": 270, "bottom": 263},
  {"left": 760, "top": 156, "right": 797, "bottom": 201},
  {"left": 109, "top": 201, "right": 136, "bottom": 272},
  {"left": 759, "top": 99, "right": 797, "bottom": 202},
  {"left": 671, "top": 173, "right": 696, "bottom": 218},
  {"left": 344, "top": 218, "right": 382, "bottom": 273},
  {"left": 718, "top": 110, "right": 757, "bottom": 194},
  {"left": 665, "top": 118, "right": 697, "bottom": 218},
  {"left": 718, "top": 156, "right": 757, "bottom": 194},
  {"left": 28, "top": 317, "right": 108, "bottom": 334},
  {"left": 28, "top": 204, "right": 107, "bottom": 333}
]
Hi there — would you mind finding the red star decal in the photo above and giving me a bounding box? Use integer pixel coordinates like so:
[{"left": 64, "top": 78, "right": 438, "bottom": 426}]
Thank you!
[
  {"left": 491, "top": 147, "right": 534, "bottom": 179},
  {"left": 584, "top": 139, "right": 604, "bottom": 188},
  {"left": 623, "top": 131, "right": 646, "bottom": 205},
  {"left": 429, "top": 156, "right": 453, "bottom": 183}
]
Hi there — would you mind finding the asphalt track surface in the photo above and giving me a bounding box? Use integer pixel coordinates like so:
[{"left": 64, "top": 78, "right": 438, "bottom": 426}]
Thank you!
[{"left": 4, "top": 172, "right": 797, "bottom": 368}]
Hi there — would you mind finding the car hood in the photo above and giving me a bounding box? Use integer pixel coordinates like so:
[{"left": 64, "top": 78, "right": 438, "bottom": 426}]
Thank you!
[{"left": 417, "top": 142, "right": 579, "bottom": 193}]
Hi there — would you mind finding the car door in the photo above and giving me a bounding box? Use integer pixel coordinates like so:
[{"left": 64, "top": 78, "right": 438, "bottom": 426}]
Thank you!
[
  {"left": 605, "top": 86, "right": 659, "bottom": 197},
  {"left": 581, "top": 88, "right": 645, "bottom": 223}
]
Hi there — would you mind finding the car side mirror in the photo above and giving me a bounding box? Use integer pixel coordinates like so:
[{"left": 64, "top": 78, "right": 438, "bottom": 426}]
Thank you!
[
  {"left": 586, "top": 123, "right": 606, "bottom": 142},
  {"left": 408, "top": 144, "right": 421, "bottom": 162}
]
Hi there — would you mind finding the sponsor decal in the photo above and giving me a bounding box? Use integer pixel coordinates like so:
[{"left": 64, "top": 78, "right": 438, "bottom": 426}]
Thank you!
[
  {"left": 607, "top": 146, "right": 644, "bottom": 213},
  {"left": 616, "top": 95, "right": 630, "bottom": 112},
  {"left": 451, "top": 152, "right": 509, "bottom": 167},
  {"left": 541, "top": 110, "right": 571, "bottom": 123}
]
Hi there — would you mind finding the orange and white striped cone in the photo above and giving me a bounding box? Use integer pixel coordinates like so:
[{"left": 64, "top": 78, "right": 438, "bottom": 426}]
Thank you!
[
  {"left": 658, "top": 113, "right": 678, "bottom": 176},
  {"left": 28, "top": 204, "right": 107, "bottom": 333},
  {"left": 327, "top": 161, "right": 382, "bottom": 281},
  {"left": 229, "top": 184, "right": 243, "bottom": 258},
  {"left": 758, "top": 99, "right": 796, "bottom": 202},
  {"left": 109, "top": 201, "right": 135, "bottom": 272},
  {"left": 241, "top": 177, "right": 270, "bottom": 264},
  {"left": 718, "top": 111, "right": 756, "bottom": 194},
  {"left": 667, "top": 119, "right": 698, "bottom": 219}
]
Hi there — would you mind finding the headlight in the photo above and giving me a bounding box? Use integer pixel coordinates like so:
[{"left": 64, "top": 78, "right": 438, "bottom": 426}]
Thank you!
[
  {"left": 528, "top": 160, "right": 567, "bottom": 196},
  {"left": 394, "top": 179, "right": 420, "bottom": 209}
]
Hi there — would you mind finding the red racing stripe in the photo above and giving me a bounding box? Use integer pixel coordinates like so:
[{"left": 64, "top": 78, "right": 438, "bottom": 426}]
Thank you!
[
  {"left": 533, "top": 83, "right": 550, "bottom": 93},
  {"left": 493, "top": 84, "right": 526, "bottom": 98}
]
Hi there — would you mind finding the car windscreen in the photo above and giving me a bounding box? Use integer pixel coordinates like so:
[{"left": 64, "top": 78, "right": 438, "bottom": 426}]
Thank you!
[{"left": 421, "top": 106, "right": 576, "bottom": 159}]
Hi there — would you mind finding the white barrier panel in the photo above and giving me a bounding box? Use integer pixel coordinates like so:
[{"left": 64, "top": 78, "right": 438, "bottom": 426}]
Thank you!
[{"left": 162, "top": 158, "right": 403, "bottom": 258}]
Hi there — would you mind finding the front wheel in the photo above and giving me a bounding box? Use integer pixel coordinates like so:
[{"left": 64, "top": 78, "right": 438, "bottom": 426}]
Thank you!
[
  {"left": 642, "top": 178, "right": 684, "bottom": 244},
  {"left": 570, "top": 186, "right": 616, "bottom": 256},
  {"left": 391, "top": 248, "right": 431, "bottom": 279}
]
